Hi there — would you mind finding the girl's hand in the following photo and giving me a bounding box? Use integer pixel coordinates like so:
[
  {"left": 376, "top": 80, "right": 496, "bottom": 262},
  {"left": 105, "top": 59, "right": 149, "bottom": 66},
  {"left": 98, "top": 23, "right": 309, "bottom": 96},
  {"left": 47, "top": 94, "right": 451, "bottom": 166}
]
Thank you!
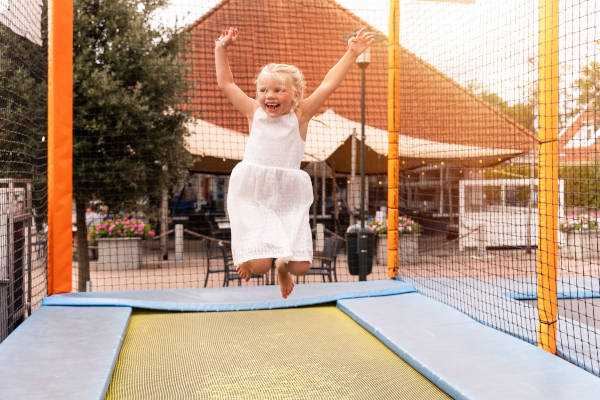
[
  {"left": 348, "top": 27, "right": 375, "bottom": 56},
  {"left": 216, "top": 27, "right": 238, "bottom": 48}
]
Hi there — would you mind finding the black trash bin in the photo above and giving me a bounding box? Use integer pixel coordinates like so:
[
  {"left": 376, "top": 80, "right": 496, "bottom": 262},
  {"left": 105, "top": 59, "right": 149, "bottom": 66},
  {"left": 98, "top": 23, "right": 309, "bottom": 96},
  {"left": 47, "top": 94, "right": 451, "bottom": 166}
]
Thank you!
[{"left": 345, "top": 224, "right": 374, "bottom": 280}]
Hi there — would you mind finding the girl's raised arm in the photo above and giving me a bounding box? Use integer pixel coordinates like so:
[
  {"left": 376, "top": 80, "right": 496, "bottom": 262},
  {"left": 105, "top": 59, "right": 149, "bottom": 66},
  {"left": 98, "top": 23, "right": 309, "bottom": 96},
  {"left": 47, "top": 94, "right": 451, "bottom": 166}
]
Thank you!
[
  {"left": 215, "top": 27, "right": 258, "bottom": 119},
  {"left": 299, "top": 28, "right": 375, "bottom": 122}
]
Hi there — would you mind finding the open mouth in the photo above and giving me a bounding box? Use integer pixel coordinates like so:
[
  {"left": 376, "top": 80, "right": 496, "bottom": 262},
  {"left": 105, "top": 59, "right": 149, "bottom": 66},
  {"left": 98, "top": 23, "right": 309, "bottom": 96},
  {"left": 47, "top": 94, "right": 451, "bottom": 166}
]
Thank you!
[{"left": 266, "top": 103, "right": 280, "bottom": 112}]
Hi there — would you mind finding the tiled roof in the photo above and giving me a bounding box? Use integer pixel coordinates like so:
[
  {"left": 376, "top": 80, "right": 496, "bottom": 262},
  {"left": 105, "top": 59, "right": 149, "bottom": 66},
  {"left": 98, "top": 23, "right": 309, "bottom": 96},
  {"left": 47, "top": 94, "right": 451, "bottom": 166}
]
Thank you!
[
  {"left": 183, "top": 0, "right": 533, "bottom": 161},
  {"left": 558, "top": 110, "right": 600, "bottom": 163}
]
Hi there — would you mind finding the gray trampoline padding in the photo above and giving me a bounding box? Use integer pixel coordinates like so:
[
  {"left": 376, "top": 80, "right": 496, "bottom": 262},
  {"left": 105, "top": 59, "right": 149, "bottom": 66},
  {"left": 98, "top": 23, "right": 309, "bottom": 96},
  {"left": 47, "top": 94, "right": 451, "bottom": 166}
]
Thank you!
[
  {"left": 0, "top": 306, "right": 131, "bottom": 400},
  {"left": 43, "top": 279, "right": 415, "bottom": 311},
  {"left": 337, "top": 293, "right": 600, "bottom": 400}
]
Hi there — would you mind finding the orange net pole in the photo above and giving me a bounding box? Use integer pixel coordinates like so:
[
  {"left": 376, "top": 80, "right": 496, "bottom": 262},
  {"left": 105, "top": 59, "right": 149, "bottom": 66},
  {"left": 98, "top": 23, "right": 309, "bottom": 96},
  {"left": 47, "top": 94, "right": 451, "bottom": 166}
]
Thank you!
[
  {"left": 387, "top": 0, "right": 400, "bottom": 278},
  {"left": 537, "top": 0, "right": 559, "bottom": 354},
  {"left": 47, "top": 0, "right": 73, "bottom": 294}
]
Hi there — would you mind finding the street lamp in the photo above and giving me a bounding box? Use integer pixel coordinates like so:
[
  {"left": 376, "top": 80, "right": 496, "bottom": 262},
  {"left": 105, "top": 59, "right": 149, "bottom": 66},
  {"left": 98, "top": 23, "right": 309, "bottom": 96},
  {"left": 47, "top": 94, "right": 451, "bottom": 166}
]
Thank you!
[
  {"left": 356, "top": 47, "right": 370, "bottom": 229},
  {"left": 355, "top": 47, "right": 371, "bottom": 281},
  {"left": 344, "top": 41, "right": 374, "bottom": 282}
]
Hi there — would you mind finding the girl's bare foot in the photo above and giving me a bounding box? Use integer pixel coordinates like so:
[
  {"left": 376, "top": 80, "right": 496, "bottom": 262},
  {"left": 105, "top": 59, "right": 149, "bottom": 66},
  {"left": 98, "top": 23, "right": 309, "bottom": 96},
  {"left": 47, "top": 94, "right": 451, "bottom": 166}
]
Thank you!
[
  {"left": 276, "top": 258, "right": 294, "bottom": 299},
  {"left": 235, "top": 262, "right": 251, "bottom": 282}
]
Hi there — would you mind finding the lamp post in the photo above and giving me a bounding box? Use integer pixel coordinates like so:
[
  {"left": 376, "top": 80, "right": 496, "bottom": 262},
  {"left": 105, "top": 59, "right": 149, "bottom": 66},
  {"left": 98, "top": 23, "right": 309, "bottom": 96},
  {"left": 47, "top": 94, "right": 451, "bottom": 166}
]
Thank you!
[
  {"left": 356, "top": 47, "right": 370, "bottom": 228},
  {"left": 344, "top": 38, "right": 374, "bottom": 282},
  {"left": 356, "top": 48, "right": 371, "bottom": 280}
]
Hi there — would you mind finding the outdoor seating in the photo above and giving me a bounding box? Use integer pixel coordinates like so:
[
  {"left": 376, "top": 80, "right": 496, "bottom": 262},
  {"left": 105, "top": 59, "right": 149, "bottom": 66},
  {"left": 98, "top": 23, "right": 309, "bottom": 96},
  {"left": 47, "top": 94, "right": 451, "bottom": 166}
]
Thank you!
[
  {"left": 210, "top": 241, "right": 264, "bottom": 287},
  {"left": 208, "top": 215, "right": 231, "bottom": 241},
  {"left": 204, "top": 239, "right": 239, "bottom": 287},
  {"left": 306, "top": 236, "right": 343, "bottom": 282},
  {"left": 203, "top": 239, "right": 222, "bottom": 287}
]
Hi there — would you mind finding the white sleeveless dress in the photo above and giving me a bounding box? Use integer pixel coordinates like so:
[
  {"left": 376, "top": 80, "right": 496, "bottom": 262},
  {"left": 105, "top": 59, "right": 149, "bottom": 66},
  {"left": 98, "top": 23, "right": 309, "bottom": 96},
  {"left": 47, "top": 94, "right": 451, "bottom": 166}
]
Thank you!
[{"left": 227, "top": 107, "right": 314, "bottom": 266}]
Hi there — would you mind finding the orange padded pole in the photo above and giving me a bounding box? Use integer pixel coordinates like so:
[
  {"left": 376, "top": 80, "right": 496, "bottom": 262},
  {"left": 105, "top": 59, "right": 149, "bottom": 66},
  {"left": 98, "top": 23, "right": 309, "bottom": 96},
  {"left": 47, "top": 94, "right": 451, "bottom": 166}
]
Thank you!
[
  {"left": 387, "top": 0, "right": 400, "bottom": 278},
  {"left": 537, "top": 0, "right": 559, "bottom": 354},
  {"left": 48, "top": 0, "right": 73, "bottom": 294}
]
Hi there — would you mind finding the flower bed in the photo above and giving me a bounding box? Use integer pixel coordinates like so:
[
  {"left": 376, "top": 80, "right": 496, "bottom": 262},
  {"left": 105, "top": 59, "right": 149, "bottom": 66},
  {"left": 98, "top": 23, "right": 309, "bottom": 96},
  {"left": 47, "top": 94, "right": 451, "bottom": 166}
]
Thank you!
[
  {"left": 88, "top": 217, "right": 155, "bottom": 270},
  {"left": 366, "top": 216, "right": 422, "bottom": 265},
  {"left": 88, "top": 217, "right": 155, "bottom": 243},
  {"left": 366, "top": 218, "right": 387, "bottom": 236},
  {"left": 559, "top": 214, "right": 598, "bottom": 232},
  {"left": 398, "top": 215, "right": 422, "bottom": 235},
  {"left": 560, "top": 214, "right": 600, "bottom": 259}
]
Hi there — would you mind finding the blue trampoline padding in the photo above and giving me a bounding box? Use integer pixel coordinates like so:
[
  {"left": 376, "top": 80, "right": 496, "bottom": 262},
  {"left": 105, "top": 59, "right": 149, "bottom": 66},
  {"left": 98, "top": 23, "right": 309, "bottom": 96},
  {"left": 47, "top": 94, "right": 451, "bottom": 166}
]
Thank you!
[
  {"left": 337, "top": 293, "right": 600, "bottom": 400},
  {"left": 0, "top": 306, "right": 131, "bottom": 400},
  {"left": 42, "top": 280, "right": 415, "bottom": 311}
]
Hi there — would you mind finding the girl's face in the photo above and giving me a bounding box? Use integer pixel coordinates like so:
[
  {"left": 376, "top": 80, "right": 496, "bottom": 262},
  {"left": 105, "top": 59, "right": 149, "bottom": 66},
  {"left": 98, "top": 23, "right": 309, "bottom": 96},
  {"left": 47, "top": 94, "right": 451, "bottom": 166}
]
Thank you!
[{"left": 256, "top": 73, "right": 297, "bottom": 118}]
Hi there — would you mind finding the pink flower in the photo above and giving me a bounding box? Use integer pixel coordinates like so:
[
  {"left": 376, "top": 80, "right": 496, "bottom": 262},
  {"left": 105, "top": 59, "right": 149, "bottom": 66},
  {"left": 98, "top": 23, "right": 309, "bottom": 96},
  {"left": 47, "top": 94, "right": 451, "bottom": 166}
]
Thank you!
[{"left": 149, "top": 231, "right": 155, "bottom": 237}]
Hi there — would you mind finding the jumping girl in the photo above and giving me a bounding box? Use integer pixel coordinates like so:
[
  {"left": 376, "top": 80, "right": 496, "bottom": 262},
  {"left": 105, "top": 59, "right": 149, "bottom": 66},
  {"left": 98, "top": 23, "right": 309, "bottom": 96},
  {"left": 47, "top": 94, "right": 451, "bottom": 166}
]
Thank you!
[{"left": 215, "top": 26, "right": 374, "bottom": 298}]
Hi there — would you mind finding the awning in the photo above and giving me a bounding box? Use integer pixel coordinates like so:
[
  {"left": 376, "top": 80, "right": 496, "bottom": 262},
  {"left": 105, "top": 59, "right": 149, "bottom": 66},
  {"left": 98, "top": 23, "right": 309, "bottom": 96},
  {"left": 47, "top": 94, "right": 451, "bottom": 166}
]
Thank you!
[{"left": 185, "top": 109, "right": 524, "bottom": 174}]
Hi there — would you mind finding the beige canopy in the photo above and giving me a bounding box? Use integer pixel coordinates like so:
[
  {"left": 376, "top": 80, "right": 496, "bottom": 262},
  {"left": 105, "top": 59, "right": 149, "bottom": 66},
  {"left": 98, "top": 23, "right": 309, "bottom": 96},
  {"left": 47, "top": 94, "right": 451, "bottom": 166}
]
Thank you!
[{"left": 185, "top": 109, "right": 523, "bottom": 174}]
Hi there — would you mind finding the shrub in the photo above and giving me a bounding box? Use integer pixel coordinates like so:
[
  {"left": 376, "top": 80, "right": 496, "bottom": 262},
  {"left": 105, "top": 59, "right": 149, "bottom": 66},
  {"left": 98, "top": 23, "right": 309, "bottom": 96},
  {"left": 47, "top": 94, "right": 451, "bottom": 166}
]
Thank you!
[
  {"left": 366, "top": 218, "right": 387, "bottom": 236},
  {"left": 559, "top": 214, "right": 599, "bottom": 232},
  {"left": 398, "top": 215, "right": 422, "bottom": 235},
  {"left": 87, "top": 217, "right": 156, "bottom": 243}
]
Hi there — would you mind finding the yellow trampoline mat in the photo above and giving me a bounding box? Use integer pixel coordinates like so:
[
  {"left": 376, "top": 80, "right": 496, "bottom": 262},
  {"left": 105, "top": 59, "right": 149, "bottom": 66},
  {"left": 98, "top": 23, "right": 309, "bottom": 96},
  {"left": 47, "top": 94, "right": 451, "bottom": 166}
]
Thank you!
[{"left": 106, "top": 305, "right": 451, "bottom": 399}]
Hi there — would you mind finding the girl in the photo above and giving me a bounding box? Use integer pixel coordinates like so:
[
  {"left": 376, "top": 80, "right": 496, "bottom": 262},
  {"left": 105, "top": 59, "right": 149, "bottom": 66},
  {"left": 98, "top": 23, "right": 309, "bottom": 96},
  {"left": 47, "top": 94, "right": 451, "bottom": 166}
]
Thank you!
[{"left": 215, "top": 26, "right": 374, "bottom": 298}]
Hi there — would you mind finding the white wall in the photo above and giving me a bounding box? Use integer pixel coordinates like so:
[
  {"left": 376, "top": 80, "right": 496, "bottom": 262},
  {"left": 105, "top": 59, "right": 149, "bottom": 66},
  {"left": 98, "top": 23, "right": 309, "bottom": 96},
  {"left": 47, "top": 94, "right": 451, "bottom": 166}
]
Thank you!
[{"left": 0, "top": 0, "right": 43, "bottom": 46}]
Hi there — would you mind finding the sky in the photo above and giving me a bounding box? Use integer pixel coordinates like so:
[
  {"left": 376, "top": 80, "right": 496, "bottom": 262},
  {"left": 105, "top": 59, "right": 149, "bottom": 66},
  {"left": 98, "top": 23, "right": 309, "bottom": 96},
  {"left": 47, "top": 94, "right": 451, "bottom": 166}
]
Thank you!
[{"left": 153, "top": 0, "right": 599, "bottom": 106}]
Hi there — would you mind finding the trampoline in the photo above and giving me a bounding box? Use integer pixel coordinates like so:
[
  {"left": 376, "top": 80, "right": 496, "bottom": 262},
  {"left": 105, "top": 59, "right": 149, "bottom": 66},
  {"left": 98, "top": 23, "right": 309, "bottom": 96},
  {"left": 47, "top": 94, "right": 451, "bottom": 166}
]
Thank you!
[
  {"left": 1, "top": 280, "right": 599, "bottom": 400},
  {"left": 106, "top": 306, "right": 449, "bottom": 399}
]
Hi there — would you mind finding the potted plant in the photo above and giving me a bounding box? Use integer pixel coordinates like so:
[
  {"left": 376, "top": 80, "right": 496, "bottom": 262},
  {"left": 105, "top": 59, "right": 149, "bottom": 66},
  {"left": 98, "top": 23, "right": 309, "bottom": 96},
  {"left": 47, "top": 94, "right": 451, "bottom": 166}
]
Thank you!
[
  {"left": 366, "top": 218, "right": 387, "bottom": 265},
  {"left": 88, "top": 217, "right": 155, "bottom": 270},
  {"left": 398, "top": 215, "right": 422, "bottom": 265},
  {"left": 559, "top": 214, "right": 599, "bottom": 258}
]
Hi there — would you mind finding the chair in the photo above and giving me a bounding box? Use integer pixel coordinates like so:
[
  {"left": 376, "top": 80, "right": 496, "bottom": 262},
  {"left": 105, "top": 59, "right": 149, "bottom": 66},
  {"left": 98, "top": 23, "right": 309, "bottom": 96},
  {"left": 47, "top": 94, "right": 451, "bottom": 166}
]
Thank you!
[
  {"left": 203, "top": 239, "right": 223, "bottom": 287},
  {"left": 307, "top": 236, "right": 343, "bottom": 282},
  {"left": 203, "top": 239, "right": 241, "bottom": 287},
  {"left": 208, "top": 215, "right": 231, "bottom": 241},
  {"left": 216, "top": 241, "right": 264, "bottom": 287}
]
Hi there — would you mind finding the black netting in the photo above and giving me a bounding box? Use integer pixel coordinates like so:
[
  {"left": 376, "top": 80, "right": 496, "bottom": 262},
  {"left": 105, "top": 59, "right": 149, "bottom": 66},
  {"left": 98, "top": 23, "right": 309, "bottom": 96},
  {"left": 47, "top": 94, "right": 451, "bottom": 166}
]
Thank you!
[
  {"left": 71, "top": 0, "right": 600, "bottom": 376},
  {"left": 0, "top": 0, "right": 47, "bottom": 342},
  {"left": 3, "top": 0, "right": 599, "bottom": 378}
]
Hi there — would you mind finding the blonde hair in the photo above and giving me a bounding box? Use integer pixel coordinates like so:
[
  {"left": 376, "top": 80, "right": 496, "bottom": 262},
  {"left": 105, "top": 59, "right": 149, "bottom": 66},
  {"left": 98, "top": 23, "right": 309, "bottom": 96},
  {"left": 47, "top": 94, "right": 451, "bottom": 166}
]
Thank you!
[{"left": 255, "top": 63, "right": 306, "bottom": 109}]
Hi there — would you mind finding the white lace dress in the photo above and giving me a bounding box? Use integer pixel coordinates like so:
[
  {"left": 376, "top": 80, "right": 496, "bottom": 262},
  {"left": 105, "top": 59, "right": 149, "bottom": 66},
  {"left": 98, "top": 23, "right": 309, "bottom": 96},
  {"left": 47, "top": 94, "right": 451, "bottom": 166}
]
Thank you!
[{"left": 227, "top": 107, "right": 313, "bottom": 266}]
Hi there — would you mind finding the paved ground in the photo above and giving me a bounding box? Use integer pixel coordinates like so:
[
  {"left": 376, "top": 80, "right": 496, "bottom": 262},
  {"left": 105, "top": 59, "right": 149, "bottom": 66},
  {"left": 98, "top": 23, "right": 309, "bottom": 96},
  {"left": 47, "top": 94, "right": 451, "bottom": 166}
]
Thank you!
[{"left": 64, "top": 236, "right": 600, "bottom": 292}]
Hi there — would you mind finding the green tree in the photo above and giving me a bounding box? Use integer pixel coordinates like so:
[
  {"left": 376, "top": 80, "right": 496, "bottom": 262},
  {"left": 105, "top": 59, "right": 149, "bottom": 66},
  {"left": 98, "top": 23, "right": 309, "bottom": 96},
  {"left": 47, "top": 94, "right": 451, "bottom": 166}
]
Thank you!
[
  {"left": 467, "top": 81, "right": 536, "bottom": 132},
  {"left": 571, "top": 41, "right": 600, "bottom": 211},
  {"left": 575, "top": 40, "right": 600, "bottom": 127},
  {"left": 74, "top": 0, "right": 192, "bottom": 290}
]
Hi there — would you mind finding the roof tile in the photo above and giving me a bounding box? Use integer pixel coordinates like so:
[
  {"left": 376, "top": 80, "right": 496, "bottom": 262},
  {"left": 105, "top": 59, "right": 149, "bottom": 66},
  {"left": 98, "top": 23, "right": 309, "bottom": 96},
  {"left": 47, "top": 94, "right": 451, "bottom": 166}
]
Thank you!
[{"left": 184, "top": 0, "right": 533, "bottom": 157}]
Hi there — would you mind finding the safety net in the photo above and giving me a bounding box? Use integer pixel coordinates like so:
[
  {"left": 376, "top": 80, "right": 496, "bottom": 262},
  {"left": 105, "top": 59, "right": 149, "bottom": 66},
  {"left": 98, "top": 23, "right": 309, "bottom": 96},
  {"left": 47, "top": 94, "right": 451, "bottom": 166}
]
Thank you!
[
  {"left": 2, "top": 0, "right": 600, "bottom": 380},
  {"left": 0, "top": 0, "right": 47, "bottom": 342}
]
